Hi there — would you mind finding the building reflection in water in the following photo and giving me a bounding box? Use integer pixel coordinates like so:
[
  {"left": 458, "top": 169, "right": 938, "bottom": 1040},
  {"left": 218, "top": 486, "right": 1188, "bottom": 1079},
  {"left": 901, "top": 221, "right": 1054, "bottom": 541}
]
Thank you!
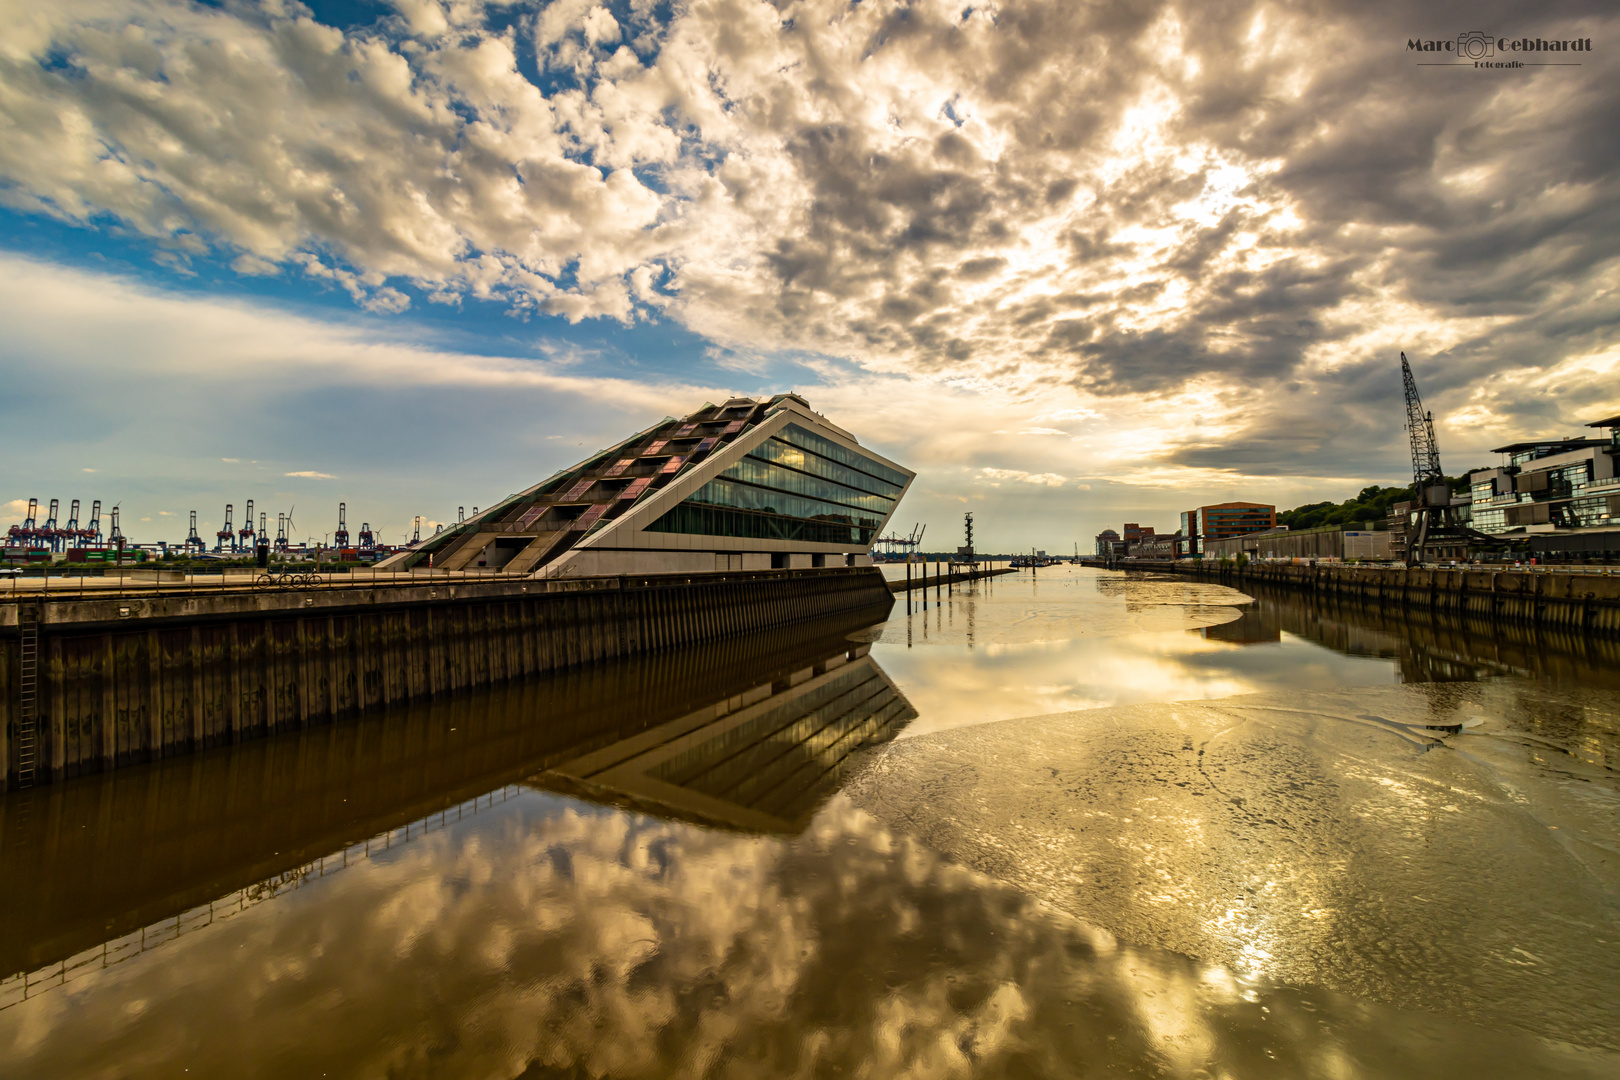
[
  {"left": 539, "top": 653, "right": 913, "bottom": 834},
  {"left": 1201, "top": 578, "right": 1620, "bottom": 688},
  {"left": 0, "top": 605, "right": 909, "bottom": 989}
]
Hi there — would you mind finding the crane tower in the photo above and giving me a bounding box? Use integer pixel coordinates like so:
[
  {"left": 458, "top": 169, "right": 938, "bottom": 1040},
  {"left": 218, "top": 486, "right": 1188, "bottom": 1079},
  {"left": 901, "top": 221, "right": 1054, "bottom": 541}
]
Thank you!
[
  {"left": 334, "top": 502, "right": 350, "bottom": 549},
  {"left": 1399, "top": 352, "right": 1501, "bottom": 565},
  {"left": 217, "top": 504, "right": 235, "bottom": 552}
]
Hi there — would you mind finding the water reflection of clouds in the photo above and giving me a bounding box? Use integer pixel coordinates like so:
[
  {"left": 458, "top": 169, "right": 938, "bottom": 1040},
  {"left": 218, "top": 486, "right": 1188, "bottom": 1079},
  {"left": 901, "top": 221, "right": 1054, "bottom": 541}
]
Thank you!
[
  {"left": 878, "top": 630, "right": 1400, "bottom": 739},
  {"left": 3, "top": 794, "right": 1599, "bottom": 1080}
]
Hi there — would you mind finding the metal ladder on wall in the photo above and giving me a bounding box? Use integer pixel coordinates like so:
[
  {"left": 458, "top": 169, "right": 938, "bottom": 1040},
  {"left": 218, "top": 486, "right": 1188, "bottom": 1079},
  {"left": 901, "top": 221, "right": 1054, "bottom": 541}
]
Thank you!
[{"left": 16, "top": 604, "right": 40, "bottom": 788}]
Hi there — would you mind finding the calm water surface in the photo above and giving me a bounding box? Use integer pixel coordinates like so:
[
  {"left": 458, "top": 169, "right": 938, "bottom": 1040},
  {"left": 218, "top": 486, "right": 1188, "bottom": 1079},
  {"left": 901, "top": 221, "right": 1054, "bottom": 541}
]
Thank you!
[{"left": 2, "top": 567, "right": 1617, "bottom": 1078}]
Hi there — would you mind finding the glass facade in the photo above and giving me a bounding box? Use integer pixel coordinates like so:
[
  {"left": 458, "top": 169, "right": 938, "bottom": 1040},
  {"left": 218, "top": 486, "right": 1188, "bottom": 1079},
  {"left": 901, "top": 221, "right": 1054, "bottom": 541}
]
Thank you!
[{"left": 647, "top": 424, "right": 904, "bottom": 545}]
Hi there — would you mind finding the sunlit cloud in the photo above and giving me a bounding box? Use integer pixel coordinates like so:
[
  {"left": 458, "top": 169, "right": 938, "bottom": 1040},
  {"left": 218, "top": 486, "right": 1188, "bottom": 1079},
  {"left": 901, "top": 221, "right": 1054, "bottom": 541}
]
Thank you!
[{"left": 2, "top": 1, "right": 1619, "bottom": 544}]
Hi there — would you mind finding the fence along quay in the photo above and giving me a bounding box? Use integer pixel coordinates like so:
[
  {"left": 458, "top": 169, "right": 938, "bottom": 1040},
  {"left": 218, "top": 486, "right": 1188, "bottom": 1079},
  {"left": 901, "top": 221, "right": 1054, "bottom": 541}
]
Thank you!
[{"left": 0, "top": 567, "right": 895, "bottom": 789}]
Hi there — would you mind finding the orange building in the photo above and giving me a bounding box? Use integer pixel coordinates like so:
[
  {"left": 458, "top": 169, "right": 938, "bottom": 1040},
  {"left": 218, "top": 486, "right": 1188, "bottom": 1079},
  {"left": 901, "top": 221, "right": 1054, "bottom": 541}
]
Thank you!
[{"left": 1179, "top": 502, "right": 1276, "bottom": 556}]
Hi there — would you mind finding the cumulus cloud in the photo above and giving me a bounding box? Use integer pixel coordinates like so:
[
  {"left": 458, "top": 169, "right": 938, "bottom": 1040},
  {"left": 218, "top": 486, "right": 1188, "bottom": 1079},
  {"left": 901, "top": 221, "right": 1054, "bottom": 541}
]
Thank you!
[
  {"left": 284, "top": 470, "right": 338, "bottom": 479},
  {"left": 2, "top": 0, "right": 1618, "bottom": 489}
]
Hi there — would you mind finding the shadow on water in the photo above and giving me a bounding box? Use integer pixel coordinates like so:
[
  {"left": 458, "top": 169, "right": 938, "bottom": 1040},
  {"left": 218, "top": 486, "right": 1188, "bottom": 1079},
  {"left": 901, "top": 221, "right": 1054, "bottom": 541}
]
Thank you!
[{"left": 0, "top": 602, "right": 908, "bottom": 981}]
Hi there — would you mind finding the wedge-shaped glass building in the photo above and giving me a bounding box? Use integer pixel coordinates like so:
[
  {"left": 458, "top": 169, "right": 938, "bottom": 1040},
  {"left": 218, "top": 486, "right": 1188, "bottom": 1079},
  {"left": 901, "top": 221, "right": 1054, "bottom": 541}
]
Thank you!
[{"left": 381, "top": 394, "right": 914, "bottom": 577}]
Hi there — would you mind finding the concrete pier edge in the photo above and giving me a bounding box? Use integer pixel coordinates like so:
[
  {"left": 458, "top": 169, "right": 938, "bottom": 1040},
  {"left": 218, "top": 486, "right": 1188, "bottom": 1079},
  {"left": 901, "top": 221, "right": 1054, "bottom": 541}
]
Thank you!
[
  {"left": 0, "top": 568, "right": 894, "bottom": 789},
  {"left": 1103, "top": 560, "right": 1620, "bottom": 637}
]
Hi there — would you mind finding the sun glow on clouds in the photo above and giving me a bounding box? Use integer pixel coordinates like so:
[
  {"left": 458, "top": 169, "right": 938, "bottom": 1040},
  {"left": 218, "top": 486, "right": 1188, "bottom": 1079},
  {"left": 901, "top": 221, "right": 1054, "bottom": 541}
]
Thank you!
[{"left": 1, "top": 0, "right": 1620, "bottom": 540}]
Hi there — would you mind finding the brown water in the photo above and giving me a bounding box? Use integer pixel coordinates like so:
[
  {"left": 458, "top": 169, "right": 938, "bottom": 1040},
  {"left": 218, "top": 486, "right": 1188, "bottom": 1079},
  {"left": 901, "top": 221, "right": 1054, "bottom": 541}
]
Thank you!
[{"left": 2, "top": 567, "right": 1617, "bottom": 1078}]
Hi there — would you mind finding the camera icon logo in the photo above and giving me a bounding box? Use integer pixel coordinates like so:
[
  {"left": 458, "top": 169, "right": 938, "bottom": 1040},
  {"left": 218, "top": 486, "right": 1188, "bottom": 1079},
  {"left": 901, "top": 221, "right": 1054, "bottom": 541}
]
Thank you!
[{"left": 1457, "top": 31, "right": 1494, "bottom": 59}]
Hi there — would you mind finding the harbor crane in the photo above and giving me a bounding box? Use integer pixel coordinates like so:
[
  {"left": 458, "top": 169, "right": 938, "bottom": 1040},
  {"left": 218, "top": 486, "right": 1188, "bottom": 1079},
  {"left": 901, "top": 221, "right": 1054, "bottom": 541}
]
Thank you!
[
  {"left": 217, "top": 504, "right": 235, "bottom": 552},
  {"left": 21, "top": 498, "right": 39, "bottom": 545},
  {"left": 411, "top": 516, "right": 421, "bottom": 545},
  {"left": 334, "top": 503, "right": 350, "bottom": 549},
  {"left": 43, "top": 499, "right": 61, "bottom": 552},
  {"left": 239, "top": 499, "right": 255, "bottom": 550},
  {"left": 185, "top": 510, "right": 206, "bottom": 552},
  {"left": 275, "top": 508, "right": 294, "bottom": 551},
  {"left": 875, "top": 522, "right": 925, "bottom": 561},
  {"left": 358, "top": 521, "right": 375, "bottom": 552},
  {"left": 109, "top": 505, "right": 123, "bottom": 545},
  {"left": 1400, "top": 352, "right": 1505, "bottom": 565},
  {"left": 86, "top": 500, "right": 102, "bottom": 545},
  {"left": 65, "top": 500, "right": 81, "bottom": 547}
]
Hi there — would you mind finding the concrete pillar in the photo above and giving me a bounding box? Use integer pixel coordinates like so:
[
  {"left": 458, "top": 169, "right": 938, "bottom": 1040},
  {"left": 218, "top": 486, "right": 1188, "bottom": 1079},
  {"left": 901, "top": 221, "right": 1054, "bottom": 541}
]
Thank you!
[
  {"left": 147, "top": 633, "right": 162, "bottom": 761},
  {"left": 0, "top": 637, "right": 10, "bottom": 790},
  {"left": 101, "top": 633, "right": 116, "bottom": 769},
  {"left": 49, "top": 636, "right": 67, "bottom": 780},
  {"left": 228, "top": 623, "right": 243, "bottom": 742},
  {"left": 190, "top": 626, "right": 205, "bottom": 748}
]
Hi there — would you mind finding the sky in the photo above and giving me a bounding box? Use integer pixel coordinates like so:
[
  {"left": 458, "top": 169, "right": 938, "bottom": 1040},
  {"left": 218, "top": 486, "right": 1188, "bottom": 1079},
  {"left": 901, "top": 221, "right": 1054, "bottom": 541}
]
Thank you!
[{"left": 2, "top": 0, "right": 1618, "bottom": 552}]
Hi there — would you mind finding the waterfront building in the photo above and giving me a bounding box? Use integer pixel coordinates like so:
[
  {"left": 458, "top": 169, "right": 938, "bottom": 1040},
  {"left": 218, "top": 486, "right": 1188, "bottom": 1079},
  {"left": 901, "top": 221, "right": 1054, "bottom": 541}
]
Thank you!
[
  {"left": 1094, "top": 529, "right": 1125, "bottom": 559},
  {"left": 1132, "top": 532, "right": 1185, "bottom": 560},
  {"left": 1179, "top": 502, "right": 1276, "bottom": 556},
  {"left": 1469, "top": 415, "right": 1619, "bottom": 535},
  {"left": 1205, "top": 525, "right": 1391, "bottom": 563},
  {"left": 380, "top": 394, "right": 913, "bottom": 577}
]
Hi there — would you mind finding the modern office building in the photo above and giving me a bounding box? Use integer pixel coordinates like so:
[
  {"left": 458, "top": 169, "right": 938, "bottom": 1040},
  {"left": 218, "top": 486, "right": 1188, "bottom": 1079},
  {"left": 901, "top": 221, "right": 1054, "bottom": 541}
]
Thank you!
[
  {"left": 1179, "top": 502, "right": 1276, "bottom": 556},
  {"left": 1469, "top": 414, "right": 1620, "bottom": 534},
  {"left": 380, "top": 394, "right": 914, "bottom": 577}
]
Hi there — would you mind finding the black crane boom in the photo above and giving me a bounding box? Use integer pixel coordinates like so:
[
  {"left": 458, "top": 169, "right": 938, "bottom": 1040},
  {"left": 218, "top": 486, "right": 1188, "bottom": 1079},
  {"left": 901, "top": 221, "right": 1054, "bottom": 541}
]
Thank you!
[{"left": 1401, "top": 352, "right": 1444, "bottom": 489}]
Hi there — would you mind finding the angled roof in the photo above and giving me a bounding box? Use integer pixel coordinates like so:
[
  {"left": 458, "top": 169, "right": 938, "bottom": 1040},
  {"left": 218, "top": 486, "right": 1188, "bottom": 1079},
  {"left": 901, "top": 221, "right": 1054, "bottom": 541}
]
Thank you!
[
  {"left": 383, "top": 393, "right": 912, "bottom": 576},
  {"left": 1586, "top": 415, "right": 1620, "bottom": 429},
  {"left": 1490, "top": 438, "right": 1606, "bottom": 454}
]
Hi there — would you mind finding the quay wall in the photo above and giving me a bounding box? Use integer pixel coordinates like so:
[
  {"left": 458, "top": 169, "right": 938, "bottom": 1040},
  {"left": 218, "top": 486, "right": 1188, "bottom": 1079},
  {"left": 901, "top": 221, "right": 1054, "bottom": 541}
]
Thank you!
[
  {"left": 0, "top": 568, "right": 893, "bottom": 789},
  {"left": 1112, "top": 560, "right": 1620, "bottom": 636}
]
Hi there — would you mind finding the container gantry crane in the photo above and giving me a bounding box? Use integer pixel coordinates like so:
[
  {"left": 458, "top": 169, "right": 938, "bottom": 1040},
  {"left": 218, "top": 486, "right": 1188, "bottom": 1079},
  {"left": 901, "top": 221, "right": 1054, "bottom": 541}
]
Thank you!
[
  {"left": 334, "top": 502, "right": 350, "bottom": 548},
  {"left": 4, "top": 497, "right": 38, "bottom": 547},
  {"left": 64, "top": 500, "right": 81, "bottom": 548},
  {"left": 109, "top": 505, "right": 123, "bottom": 545},
  {"left": 217, "top": 503, "right": 235, "bottom": 552},
  {"left": 185, "top": 510, "right": 205, "bottom": 552},
  {"left": 86, "top": 500, "right": 102, "bottom": 545},
  {"left": 412, "top": 516, "right": 421, "bottom": 545},
  {"left": 358, "top": 521, "right": 375, "bottom": 551},
  {"left": 239, "top": 499, "right": 255, "bottom": 550},
  {"left": 43, "top": 499, "right": 61, "bottom": 552}
]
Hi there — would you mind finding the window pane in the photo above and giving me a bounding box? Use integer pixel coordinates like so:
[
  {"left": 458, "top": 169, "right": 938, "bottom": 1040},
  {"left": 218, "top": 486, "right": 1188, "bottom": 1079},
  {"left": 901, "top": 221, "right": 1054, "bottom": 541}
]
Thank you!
[
  {"left": 774, "top": 424, "right": 910, "bottom": 489},
  {"left": 720, "top": 456, "right": 895, "bottom": 514},
  {"left": 747, "top": 433, "right": 906, "bottom": 498}
]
